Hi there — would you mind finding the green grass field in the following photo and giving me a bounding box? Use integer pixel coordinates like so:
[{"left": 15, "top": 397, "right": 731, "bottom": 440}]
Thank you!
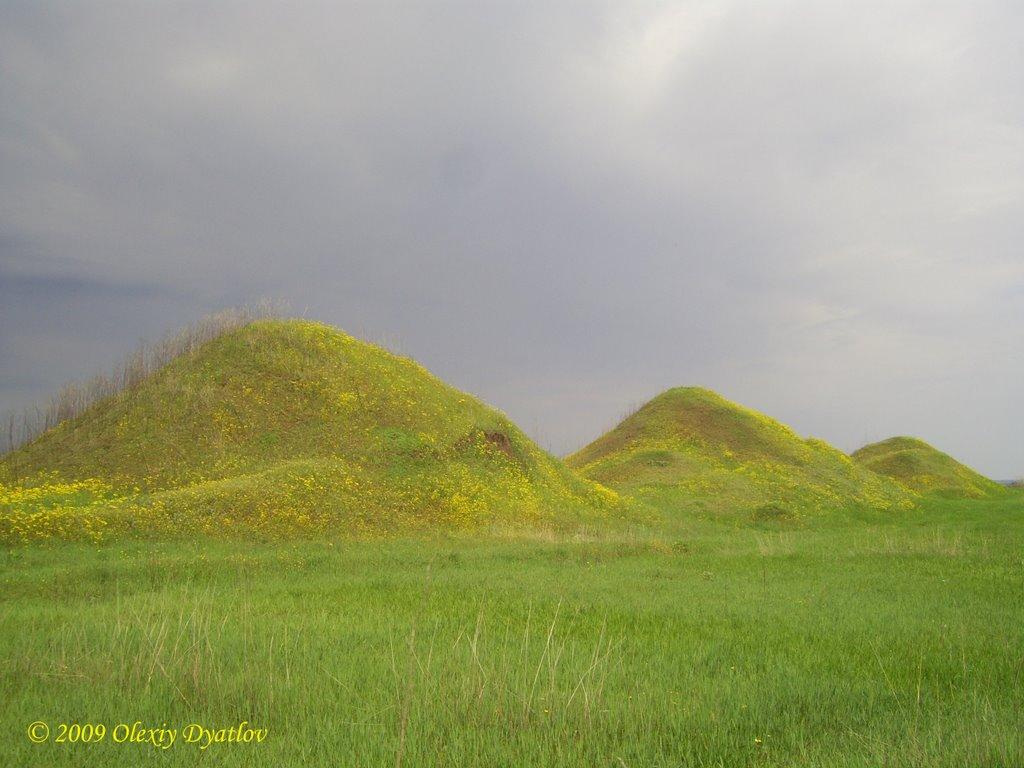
[
  {"left": 3, "top": 318, "right": 1021, "bottom": 766},
  {"left": 4, "top": 493, "right": 1022, "bottom": 767}
]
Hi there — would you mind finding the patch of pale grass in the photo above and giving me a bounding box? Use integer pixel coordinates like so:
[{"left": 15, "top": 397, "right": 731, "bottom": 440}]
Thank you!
[
  {"left": 855, "top": 528, "right": 973, "bottom": 558},
  {"left": 754, "top": 532, "right": 795, "bottom": 557}
]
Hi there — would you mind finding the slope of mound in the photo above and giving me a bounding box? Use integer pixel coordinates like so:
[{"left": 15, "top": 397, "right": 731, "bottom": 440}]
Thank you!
[
  {"left": 567, "top": 387, "right": 912, "bottom": 519},
  {"left": 0, "top": 320, "right": 623, "bottom": 542},
  {"left": 852, "top": 437, "right": 1005, "bottom": 500}
]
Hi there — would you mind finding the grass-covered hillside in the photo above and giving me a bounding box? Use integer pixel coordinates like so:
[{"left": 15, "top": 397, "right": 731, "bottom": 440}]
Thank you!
[
  {"left": 567, "top": 387, "right": 913, "bottom": 520},
  {"left": 0, "top": 320, "right": 623, "bottom": 542},
  {"left": 852, "top": 436, "right": 1007, "bottom": 500}
]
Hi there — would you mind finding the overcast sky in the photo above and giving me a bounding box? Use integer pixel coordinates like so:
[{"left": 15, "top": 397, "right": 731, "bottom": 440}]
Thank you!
[{"left": 1, "top": 1, "right": 1021, "bottom": 477}]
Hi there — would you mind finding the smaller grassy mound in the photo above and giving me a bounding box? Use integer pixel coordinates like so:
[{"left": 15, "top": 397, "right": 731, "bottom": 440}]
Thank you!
[
  {"left": 852, "top": 437, "right": 1006, "bottom": 500},
  {"left": 567, "top": 387, "right": 913, "bottom": 520}
]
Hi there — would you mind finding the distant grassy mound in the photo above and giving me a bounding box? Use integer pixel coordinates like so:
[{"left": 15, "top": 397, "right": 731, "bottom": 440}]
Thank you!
[
  {"left": 567, "top": 387, "right": 912, "bottom": 520},
  {"left": 852, "top": 437, "right": 1005, "bottom": 500},
  {"left": 0, "top": 320, "right": 623, "bottom": 542}
]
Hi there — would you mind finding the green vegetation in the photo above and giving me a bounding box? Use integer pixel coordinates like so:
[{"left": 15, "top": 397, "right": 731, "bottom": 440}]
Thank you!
[
  {"left": 3, "top": 495, "right": 1022, "bottom": 767},
  {"left": 3, "top": 318, "right": 1021, "bottom": 766},
  {"left": 852, "top": 437, "right": 1007, "bottom": 500},
  {"left": 0, "top": 320, "right": 624, "bottom": 543},
  {"left": 567, "top": 387, "right": 913, "bottom": 521}
]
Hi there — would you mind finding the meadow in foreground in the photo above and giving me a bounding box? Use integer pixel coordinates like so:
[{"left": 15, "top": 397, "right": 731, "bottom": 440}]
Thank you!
[{"left": 3, "top": 494, "right": 1022, "bottom": 768}]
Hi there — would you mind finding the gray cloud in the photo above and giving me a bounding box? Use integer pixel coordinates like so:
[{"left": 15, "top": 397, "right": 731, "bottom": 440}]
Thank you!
[{"left": 1, "top": 1, "right": 1022, "bottom": 477}]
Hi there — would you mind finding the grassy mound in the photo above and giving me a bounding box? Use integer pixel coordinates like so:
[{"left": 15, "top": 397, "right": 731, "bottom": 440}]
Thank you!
[
  {"left": 0, "top": 320, "right": 623, "bottom": 542},
  {"left": 567, "top": 387, "right": 913, "bottom": 520},
  {"left": 852, "top": 436, "right": 1006, "bottom": 500}
]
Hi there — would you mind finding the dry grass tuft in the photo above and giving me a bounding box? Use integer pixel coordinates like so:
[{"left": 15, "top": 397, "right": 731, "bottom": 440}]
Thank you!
[{"left": 1, "top": 302, "right": 282, "bottom": 455}]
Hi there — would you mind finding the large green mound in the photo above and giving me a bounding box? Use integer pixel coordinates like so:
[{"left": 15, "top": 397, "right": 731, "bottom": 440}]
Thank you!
[
  {"left": 852, "top": 436, "right": 1005, "bottom": 500},
  {"left": 567, "top": 387, "right": 912, "bottom": 519},
  {"left": 0, "top": 320, "right": 622, "bottom": 542}
]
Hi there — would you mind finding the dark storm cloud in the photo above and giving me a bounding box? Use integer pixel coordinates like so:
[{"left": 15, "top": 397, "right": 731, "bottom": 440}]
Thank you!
[{"left": 1, "top": 1, "right": 1022, "bottom": 476}]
